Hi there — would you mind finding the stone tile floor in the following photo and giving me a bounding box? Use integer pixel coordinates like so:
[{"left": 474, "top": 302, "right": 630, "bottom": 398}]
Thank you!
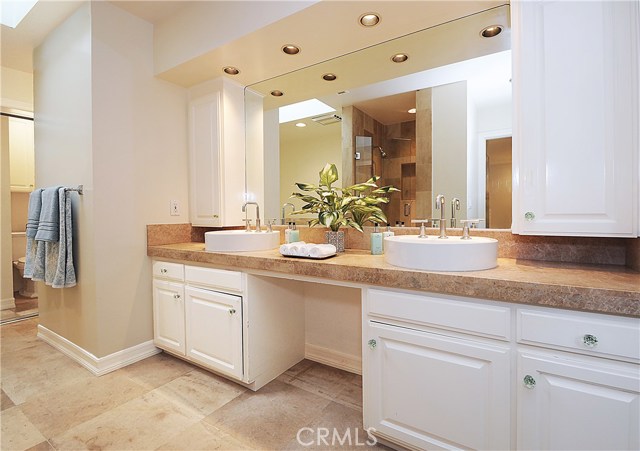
[{"left": 1, "top": 319, "right": 387, "bottom": 450}]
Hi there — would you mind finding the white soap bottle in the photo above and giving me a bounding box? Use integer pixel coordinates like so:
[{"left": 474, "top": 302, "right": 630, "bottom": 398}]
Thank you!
[
  {"left": 370, "top": 223, "right": 384, "bottom": 255},
  {"left": 284, "top": 222, "right": 294, "bottom": 244}
]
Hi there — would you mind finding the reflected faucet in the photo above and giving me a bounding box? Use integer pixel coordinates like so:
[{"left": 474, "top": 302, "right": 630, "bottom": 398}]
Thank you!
[
  {"left": 435, "top": 194, "right": 447, "bottom": 239},
  {"left": 281, "top": 202, "right": 295, "bottom": 225},
  {"left": 450, "top": 198, "right": 461, "bottom": 228},
  {"left": 242, "top": 202, "right": 261, "bottom": 232}
]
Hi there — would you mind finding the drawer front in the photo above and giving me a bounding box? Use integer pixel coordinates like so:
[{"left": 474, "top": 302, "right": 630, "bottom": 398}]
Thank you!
[
  {"left": 366, "top": 288, "right": 511, "bottom": 341},
  {"left": 517, "top": 309, "right": 640, "bottom": 361},
  {"left": 185, "top": 265, "right": 243, "bottom": 293},
  {"left": 152, "top": 261, "right": 184, "bottom": 281}
]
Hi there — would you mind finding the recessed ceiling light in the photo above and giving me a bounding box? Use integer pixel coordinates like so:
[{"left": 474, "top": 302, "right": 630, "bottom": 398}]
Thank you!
[
  {"left": 295, "top": 122, "right": 306, "bottom": 127},
  {"left": 271, "top": 90, "right": 284, "bottom": 97},
  {"left": 408, "top": 108, "right": 416, "bottom": 114},
  {"left": 480, "top": 25, "right": 503, "bottom": 38},
  {"left": 359, "top": 13, "right": 380, "bottom": 27},
  {"left": 282, "top": 45, "right": 301, "bottom": 55},
  {"left": 223, "top": 66, "right": 240, "bottom": 75},
  {"left": 391, "top": 53, "right": 409, "bottom": 63},
  {"left": 322, "top": 73, "right": 337, "bottom": 81}
]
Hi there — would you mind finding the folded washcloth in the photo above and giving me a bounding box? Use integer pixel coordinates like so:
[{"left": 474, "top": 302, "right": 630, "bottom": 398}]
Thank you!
[
  {"left": 308, "top": 244, "right": 337, "bottom": 258},
  {"left": 25, "top": 188, "right": 43, "bottom": 238},
  {"left": 287, "top": 241, "right": 306, "bottom": 256},
  {"left": 298, "top": 244, "right": 314, "bottom": 257},
  {"left": 35, "top": 186, "right": 63, "bottom": 242}
]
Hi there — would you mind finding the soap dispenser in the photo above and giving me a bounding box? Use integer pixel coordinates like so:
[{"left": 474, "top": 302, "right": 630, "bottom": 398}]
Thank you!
[
  {"left": 284, "top": 222, "right": 294, "bottom": 244},
  {"left": 370, "top": 223, "right": 383, "bottom": 255},
  {"left": 289, "top": 222, "right": 300, "bottom": 243}
]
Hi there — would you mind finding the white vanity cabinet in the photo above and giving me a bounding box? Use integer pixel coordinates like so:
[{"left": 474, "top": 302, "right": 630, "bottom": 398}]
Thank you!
[
  {"left": 152, "top": 261, "right": 186, "bottom": 355},
  {"left": 362, "top": 288, "right": 512, "bottom": 450},
  {"left": 512, "top": 0, "right": 639, "bottom": 236},
  {"left": 188, "top": 77, "right": 245, "bottom": 227},
  {"left": 516, "top": 308, "right": 640, "bottom": 451}
]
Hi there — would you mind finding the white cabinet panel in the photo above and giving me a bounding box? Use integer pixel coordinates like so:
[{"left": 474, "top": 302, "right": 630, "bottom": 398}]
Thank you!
[
  {"left": 512, "top": 0, "right": 639, "bottom": 236},
  {"left": 185, "top": 285, "right": 243, "bottom": 379},
  {"left": 8, "top": 116, "right": 35, "bottom": 192},
  {"left": 152, "top": 279, "right": 185, "bottom": 355},
  {"left": 364, "top": 321, "right": 511, "bottom": 450},
  {"left": 518, "top": 350, "right": 640, "bottom": 450}
]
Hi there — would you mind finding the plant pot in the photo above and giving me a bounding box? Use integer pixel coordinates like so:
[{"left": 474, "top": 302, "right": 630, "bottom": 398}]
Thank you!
[{"left": 325, "top": 230, "right": 345, "bottom": 252}]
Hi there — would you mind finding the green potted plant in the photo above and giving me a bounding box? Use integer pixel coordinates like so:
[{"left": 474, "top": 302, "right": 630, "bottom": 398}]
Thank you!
[{"left": 290, "top": 163, "right": 399, "bottom": 252}]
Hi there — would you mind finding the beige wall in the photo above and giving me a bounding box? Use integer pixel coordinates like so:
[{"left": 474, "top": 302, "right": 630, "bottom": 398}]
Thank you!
[
  {"left": 35, "top": 1, "right": 189, "bottom": 357},
  {"left": 1, "top": 66, "right": 33, "bottom": 111}
]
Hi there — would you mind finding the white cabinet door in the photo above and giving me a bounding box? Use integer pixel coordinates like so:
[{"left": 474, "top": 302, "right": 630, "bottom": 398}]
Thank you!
[
  {"left": 364, "top": 321, "right": 511, "bottom": 450},
  {"left": 185, "top": 286, "right": 243, "bottom": 380},
  {"left": 152, "top": 279, "right": 185, "bottom": 355},
  {"left": 189, "top": 93, "right": 223, "bottom": 227},
  {"left": 512, "top": 0, "right": 639, "bottom": 236},
  {"left": 8, "top": 116, "right": 35, "bottom": 192},
  {"left": 518, "top": 350, "right": 640, "bottom": 450}
]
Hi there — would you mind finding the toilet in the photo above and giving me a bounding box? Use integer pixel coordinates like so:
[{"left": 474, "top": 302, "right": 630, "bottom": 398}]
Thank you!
[{"left": 13, "top": 257, "right": 38, "bottom": 298}]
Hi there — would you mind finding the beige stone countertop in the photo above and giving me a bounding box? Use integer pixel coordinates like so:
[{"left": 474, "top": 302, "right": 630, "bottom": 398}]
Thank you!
[{"left": 148, "top": 242, "right": 640, "bottom": 318}]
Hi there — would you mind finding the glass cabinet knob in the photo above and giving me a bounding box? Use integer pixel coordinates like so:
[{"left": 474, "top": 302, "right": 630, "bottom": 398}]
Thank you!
[
  {"left": 160, "top": 268, "right": 168, "bottom": 274},
  {"left": 229, "top": 308, "right": 236, "bottom": 315},
  {"left": 367, "top": 339, "right": 377, "bottom": 350},
  {"left": 524, "top": 211, "right": 535, "bottom": 221},
  {"left": 523, "top": 375, "right": 536, "bottom": 389},
  {"left": 583, "top": 334, "right": 598, "bottom": 348},
  {"left": 173, "top": 294, "right": 180, "bottom": 300}
]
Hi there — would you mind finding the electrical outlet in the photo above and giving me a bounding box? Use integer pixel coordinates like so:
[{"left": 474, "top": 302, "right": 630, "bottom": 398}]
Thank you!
[{"left": 170, "top": 200, "right": 180, "bottom": 216}]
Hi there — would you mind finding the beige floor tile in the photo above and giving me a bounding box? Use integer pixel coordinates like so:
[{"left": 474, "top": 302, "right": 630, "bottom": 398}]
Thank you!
[
  {"left": 25, "top": 441, "right": 55, "bottom": 451},
  {"left": 50, "top": 390, "right": 202, "bottom": 450},
  {"left": 120, "top": 352, "right": 195, "bottom": 390},
  {"left": 203, "top": 379, "right": 332, "bottom": 450},
  {"left": 2, "top": 388, "right": 15, "bottom": 411},
  {"left": 155, "top": 368, "right": 246, "bottom": 418},
  {"left": 157, "top": 418, "right": 254, "bottom": 450},
  {"left": 1, "top": 406, "right": 47, "bottom": 451},
  {"left": 20, "top": 371, "right": 148, "bottom": 438}
]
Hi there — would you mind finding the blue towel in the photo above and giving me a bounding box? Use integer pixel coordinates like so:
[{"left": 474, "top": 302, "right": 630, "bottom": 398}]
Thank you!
[
  {"left": 35, "top": 186, "right": 62, "bottom": 242},
  {"left": 25, "top": 188, "right": 43, "bottom": 238}
]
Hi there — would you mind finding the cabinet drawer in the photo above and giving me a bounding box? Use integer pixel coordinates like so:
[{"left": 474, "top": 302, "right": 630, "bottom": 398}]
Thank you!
[
  {"left": 185, "top": 265, "right": 243, "bottom": 293},
  {"left": 366, "top": 288, "right": 511, "bottom": 341},
  {"left": 517, "top": 309, "right": 640, "bottom": 361},
  {"left": 152, "top": 261, "right": 184, "bottom": 281}
]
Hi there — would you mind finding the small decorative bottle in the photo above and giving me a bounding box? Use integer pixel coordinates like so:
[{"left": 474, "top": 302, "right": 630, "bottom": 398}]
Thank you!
[
  {"left": 370, "top": 223, "right": 383, "bottom": 255},
  {"left": 289, "top": 222, "right": 300, "bottom": 243},
  {"left": 382, "top": 224, "right": 394, "bottom": 251}
]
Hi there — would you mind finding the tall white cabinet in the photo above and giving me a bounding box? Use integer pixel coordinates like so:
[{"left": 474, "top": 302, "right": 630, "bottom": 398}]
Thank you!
[
  {"left": 188, "top": 78, "right": 246, "bottom": 227},
  {"left": 512, "top": 0, "right": 639, "bottom": 236}
]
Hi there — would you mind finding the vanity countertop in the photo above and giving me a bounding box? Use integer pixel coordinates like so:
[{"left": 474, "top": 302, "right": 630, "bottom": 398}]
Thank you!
[{"left": 147, "top": 242, "right": 640, "bottom": 318}]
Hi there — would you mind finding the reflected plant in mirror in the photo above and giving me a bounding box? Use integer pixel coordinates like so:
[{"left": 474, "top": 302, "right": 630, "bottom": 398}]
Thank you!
[{"left": 290, "top": 163, "right": 399, "bottom": 232}]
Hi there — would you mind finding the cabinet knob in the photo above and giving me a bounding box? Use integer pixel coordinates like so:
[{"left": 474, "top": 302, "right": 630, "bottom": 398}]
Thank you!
[
  {"left": 524, "top": 211, "right": 535, "bottom": 221},
  {"left": 582, "top": 334, "right": 598, "bottom": 348},
  {"left": 367, "top": 339, "right": 377, "bottom": 350},
  {"left": 173, "top": 294, "right": 181, "bottom": 300},
  {"left": 523, "top": 375, "right": 536, "bottom": 389},
  {"left": 160, "top": 268, "right": 168, "bottom": 274},
  {"left": 229, "top": 308, "right": 236, "bottom": 315}
]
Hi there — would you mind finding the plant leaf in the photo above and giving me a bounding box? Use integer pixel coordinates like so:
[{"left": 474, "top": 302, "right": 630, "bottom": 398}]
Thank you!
[{"left": 319, "top": 163, "right": 339, "bottom": 187}]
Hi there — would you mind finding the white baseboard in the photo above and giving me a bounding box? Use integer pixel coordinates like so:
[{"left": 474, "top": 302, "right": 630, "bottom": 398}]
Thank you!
[
  {"left": 305, "top": 343, "right": 362, "bottom": 375},
  {"left": 1, "top": 296, "right": 16, "bottom": 310},
  {"left": 37, "top": 325, "right": 160, "bottom": 376}
]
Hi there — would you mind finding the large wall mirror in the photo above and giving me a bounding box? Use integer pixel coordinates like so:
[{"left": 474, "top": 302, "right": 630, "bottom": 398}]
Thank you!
[{"left": 245, "top": 4, "right": 512, "bottom": 229}]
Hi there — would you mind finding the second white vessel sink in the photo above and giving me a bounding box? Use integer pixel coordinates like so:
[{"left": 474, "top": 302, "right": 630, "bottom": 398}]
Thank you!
[
  {"left": 384, "top": 235, "right": 498, "bottom": 271},
  {"left": 205, "top": 230, "right": 280, "bottom": 252}
]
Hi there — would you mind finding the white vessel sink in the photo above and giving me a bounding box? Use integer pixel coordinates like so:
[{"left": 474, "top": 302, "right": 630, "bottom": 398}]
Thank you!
[
  {"left": 384, "top": 235, "right": 498, "bottom": 271},
  {"left": 205, "top": 230, "right": 280, "bottom": 252}
]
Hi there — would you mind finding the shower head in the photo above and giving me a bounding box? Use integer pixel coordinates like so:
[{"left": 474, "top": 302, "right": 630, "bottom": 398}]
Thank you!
[{"left": 374, "top": 146, "right": 387, "bottom": 158}]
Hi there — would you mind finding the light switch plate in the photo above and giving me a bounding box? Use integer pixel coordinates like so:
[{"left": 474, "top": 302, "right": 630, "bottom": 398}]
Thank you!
[{"left": 170, "top": 200, "right": 180, "bottom": 216}]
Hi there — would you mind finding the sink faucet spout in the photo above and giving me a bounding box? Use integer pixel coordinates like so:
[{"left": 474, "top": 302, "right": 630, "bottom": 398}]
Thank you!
[
  {"left": 435, "top": 194, "right": 447, "bottom": 239},
  {"left": 242, "top": 202, "right": 261, "bottom": 232},
  {"left": 281, "top": 203, "right": 295, "bottom": 225}
]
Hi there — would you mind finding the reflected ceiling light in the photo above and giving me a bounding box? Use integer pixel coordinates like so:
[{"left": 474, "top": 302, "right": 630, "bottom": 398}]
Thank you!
[
  {"left": 322, "top": 73, "right": 337, "bottom": 81},
  {"left": 0, "top": 0, "right": 38, "bottom": 28},
  {"left": 279, "top": 98, "right": 335, "bottom": 124},
  {"left": 295, "top": 122, "right": 306, "bottom": 127},
  {"left": 480, "top": 25, "right": 503, "bottom": 38},
  {"left": 271, "top": 90, "right": 284, "bottom": 97},
  {"left": 391, "top": 53, "right": 409, "bottom": 63},
  {"left": 408, "top": 108, "right": 416, "bottom": 114},
  {"left": 282, "top": 44, "right": 301, "bottom": 55},
  {"left": 359, "top": 13, "right": 380, "bottom": 27},
  {"left": 223, "top": 66, "right": 240, "bottom": 75}
]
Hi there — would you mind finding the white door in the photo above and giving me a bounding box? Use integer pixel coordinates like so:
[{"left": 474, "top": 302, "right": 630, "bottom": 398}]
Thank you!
[
  {"left": 364, "top": 321, "right": 511, "bottom": 450},
  {"left": 512, "top": 0, "right": 639, "bottom": 236},
  {"left": 518, "top": 350, "right": 640, "bottom": 450},
  {"left": 185, "top": 286, "right": 243, "bottom": 380},
  {"left": 8, "top": 116, "right": 35, "bottom": 192},
  {"left": 152, "top": 279, "right": 185, "bottom": 355}
]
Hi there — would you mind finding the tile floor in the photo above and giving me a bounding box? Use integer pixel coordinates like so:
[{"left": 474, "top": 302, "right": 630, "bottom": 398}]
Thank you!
[
  {"left": 1, "top": 294, "right": 38, "bottom": 324},
  {"left": 1, "top": 319, "right": 387, "bottom": 450}
]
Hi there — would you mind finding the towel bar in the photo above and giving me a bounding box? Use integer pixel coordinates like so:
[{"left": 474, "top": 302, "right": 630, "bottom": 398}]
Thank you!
[{"left": 64, "top": 185, "right": 83, "bottom": 195}]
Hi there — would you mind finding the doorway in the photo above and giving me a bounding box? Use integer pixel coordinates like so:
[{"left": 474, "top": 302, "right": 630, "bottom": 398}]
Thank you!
[{"left": 485, "top": 136, "right": 512, "bottom": 229}]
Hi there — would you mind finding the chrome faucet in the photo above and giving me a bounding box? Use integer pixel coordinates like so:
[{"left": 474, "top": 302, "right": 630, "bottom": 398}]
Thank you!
[
  {"left": 242, "top": 202, "right": 261, "bottom": 232},
  {"left": 435, "top": 194, "right": 447, "bottom": 239},
  {"left": 450, "top": 198, "right": 461, "bottom": 228},
  {"left": 281, "top": 202, "right": 295, "bottom": 225}
]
